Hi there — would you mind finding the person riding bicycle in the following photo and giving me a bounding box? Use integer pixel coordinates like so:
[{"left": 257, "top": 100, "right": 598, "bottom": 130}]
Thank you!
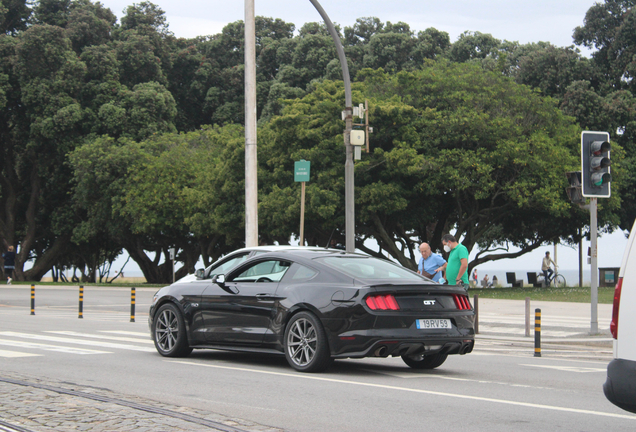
[{"left": 541, "top": 251, "right": 557, "bottom": 287}]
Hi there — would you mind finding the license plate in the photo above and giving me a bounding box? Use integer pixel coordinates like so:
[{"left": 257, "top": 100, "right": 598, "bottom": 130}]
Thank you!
[{"left": 416, "top": 319, "right": 451, "bottom": 329}]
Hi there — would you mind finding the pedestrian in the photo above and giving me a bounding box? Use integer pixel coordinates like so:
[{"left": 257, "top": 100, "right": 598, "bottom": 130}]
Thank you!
[
  {"left": 439, "top": 234, "right": 469, "bottom": 287},
  {"left": 482, "top": 274, "right": 490, "bottom": 288},
  {"left": 3, "top": 245, "right": 16, "bottom": 284},
  {"left": 541, "top": 251, "right": 557, "bottom": 286},
  {"left": 472, "top": 269, "right": 478, "bottom": 287},
  {"left": 492, "top": 275, "right": 498, "bottom": 287},
  {"left": 417, "top": 242, "right": 447, "bottom": 283}
]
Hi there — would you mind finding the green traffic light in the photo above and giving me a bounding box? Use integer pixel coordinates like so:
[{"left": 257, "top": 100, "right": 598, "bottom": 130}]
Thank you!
[{"left": 591, "top": 171, "right": 611, "bottom": 186}]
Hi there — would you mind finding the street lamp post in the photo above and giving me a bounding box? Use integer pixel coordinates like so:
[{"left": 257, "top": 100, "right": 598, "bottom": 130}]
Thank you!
[
  {"left": 305, "top": 0, "right": 355, "bottom": 252},
  {"left": 244, "top": 0, "right": 258, "bottom": 247}
]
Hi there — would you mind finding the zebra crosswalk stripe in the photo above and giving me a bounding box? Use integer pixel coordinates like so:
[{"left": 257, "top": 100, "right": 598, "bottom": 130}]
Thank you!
[
  {"left": 0, "top": 331, "right": 155, "bottom": 353},
  {"left": 0, "top": 338, "right": 111, "bottom": 355},
  {"left": 0, "top": 349, "right": 43, "bottom": 358},
  {"left": 46, "top": 331, "right": 153, "bottom": 344}
]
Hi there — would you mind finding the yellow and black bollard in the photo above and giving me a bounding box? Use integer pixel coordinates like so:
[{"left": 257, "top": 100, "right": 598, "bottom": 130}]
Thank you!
[
  {"left": 534, "top": 308, "right": 541, "bottom": 357},
  {"left": 30, "top": 284, "right": 35, "bottom": 315},
  {"left": 78, "top": 285, "right": 84, "bottom": 319},
  {"left": 130, "top": 287, "right": 136, "bottom": 322}
]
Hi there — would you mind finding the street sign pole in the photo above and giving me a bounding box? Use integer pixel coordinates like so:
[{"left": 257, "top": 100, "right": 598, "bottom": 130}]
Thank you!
[
  {"left": 300, "top": 182, "right": 306, "bottom": 246},
  {"left": 294, "top": 160, "right": 311, "bottom": 247}
]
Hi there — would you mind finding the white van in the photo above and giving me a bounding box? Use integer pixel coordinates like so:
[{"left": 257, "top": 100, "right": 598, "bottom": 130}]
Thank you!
[{"left": 603, "top": 221, "right": 636, "bottom": 413}]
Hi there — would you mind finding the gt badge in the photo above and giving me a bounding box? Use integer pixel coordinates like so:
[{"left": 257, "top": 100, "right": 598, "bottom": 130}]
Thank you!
[{"left": 423, "top": 300, "right": 436, "bottom": 306}]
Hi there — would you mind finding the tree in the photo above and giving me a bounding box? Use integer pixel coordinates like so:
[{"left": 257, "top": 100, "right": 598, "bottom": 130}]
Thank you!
[
  {"left": 6, "top": 23, "right": 88, "bottom": 280},
  {"left": 573, "top": 0, "right": 636, "bottom": 92},
  {"left": 70, "top": 125, "right": 247, "bottom": 283}
]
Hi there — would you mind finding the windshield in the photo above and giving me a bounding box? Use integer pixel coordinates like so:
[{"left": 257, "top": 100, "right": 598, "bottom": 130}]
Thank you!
[{"left": 318, "top": 257, "right": 423, "bottom": 280}]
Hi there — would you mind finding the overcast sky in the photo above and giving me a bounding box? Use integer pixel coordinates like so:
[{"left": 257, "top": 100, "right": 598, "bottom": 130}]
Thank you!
[
  {"left": 100, "top": 0, "right": 599, "bottom": 51},
  {"left": 91, "top": 0, "right": 630, "bottom": 275}
]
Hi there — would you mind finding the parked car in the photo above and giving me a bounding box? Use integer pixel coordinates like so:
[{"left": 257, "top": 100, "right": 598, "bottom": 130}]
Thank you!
[
  {"left": 604, "top": 220, "right": 636, "bottom": 413},
  {"left": 149, "top": 249, "right": 475, "bottom": 372}
]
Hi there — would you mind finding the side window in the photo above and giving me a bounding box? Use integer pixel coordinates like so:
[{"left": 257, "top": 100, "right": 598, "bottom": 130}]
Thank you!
[
  {"left": 208, "top": 254, "right": 249, "bottom": 278},
  {"left": 231, "top": 260, "right": 291, "bottom": 282},
  {"left": 284, "top": 263, "right": 318, "bottom": 281}
]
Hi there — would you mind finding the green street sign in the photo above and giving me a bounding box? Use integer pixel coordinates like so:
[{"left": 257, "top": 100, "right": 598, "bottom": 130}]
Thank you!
[{"left": 294, "top": 160, "right": 310, "bottom": 182}]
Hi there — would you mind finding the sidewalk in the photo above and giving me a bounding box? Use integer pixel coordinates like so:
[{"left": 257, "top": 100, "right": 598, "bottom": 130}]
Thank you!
[{"left": 473, "top": 298, "right": 614, "bottom": 357}]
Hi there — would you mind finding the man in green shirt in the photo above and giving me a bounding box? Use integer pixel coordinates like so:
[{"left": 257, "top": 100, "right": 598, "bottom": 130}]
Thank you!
[{"left": 440, "top": 234, "right": 469, "bottom": 287}]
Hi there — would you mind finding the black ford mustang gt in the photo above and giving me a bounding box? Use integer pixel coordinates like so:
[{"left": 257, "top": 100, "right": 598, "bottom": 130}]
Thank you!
[{"left": 149, "top": 249, "right": 475, "bottom": 372}]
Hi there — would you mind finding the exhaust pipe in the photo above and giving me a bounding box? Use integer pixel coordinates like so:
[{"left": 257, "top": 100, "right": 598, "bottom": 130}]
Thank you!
[{"left": 374, "top": 346, "right": 388, "bottom": 357}]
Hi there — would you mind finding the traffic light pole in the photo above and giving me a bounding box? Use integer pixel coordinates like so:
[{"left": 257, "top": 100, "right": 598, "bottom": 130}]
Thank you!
[
  {"left": 580, "top": 131, "right": 609, "bottom": 335},
  {"left": 590, "top": 197, "right": 599, "bottom": 334}
]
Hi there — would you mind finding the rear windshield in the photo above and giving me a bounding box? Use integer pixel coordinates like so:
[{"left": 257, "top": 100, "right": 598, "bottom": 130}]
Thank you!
[{"left": 318, "top": 257, "right": 423, "bottom": 280}]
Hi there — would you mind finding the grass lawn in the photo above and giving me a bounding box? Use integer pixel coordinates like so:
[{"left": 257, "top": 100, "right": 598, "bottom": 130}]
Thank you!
[{"left": 468, "top": 286, "right": 616, "bottom": 304}]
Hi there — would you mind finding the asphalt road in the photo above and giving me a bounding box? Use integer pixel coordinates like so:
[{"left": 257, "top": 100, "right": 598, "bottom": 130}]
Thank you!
[{"left": 1, "top": 285, "right": 634, "bottom": 431}]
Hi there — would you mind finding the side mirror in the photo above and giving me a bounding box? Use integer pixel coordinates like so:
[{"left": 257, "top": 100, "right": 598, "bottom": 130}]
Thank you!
[
  {"left": 213, "top": 274, "right": 225, "bottom": 285},
  {"left": 195, "top": 268, "right": 205, "bottom": 279}
]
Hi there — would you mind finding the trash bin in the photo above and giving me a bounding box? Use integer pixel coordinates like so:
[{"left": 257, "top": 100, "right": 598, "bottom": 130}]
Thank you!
[{"left": 599, "top": 267, "right": 620, "bottom": 287}]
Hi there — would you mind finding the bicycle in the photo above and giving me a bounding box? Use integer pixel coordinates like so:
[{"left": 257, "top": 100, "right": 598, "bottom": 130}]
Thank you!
[{"left": 537, "top": 269, "right": 566, "bottom": 288}]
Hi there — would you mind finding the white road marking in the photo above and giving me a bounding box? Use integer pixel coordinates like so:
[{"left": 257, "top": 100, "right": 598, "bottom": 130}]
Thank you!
[
  {"left": 0, "top": 339, "right": 110, "bottom": 355},
  {"left": 101, "top": 331, "right": 150, "bottom": 337},
  {"left": 168, "top": 360, "right": 636, "bottom": 420},
  {"left": 358, "top": 369, "right": 557, "bottom": 389},
  {"left": 0, "top": 332, "right": 155, "bottom": 352},
  {"left": 477, "top": 325, "right": 581, "bottom": 337},
  {"left": 0, "top": 349, "right": 43, "bottom": 358},
  {"left": 8, "top": 311, "right": 146, "bottom": 321},
  {"left": 46, "top": 331, "right": 153, "bottom": 344},
  {"left": 520, "top": 364, "right": 607, "bottom": 373}
]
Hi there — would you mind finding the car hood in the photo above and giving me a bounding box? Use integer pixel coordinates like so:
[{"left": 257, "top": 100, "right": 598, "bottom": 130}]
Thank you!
[{"left": 177, "top": 274, "right": 197, "bottom": 283}]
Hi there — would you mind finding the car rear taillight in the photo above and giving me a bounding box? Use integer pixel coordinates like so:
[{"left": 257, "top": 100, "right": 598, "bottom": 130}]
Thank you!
[
  {"left": 366, "top": 295, "right": 400, "bottom": 310},
  {"left": 610, "top": 277, "right": 623, "bottom": 339},
  {"left": 453, "top": 294, "right": 471, "bottom": 310}
]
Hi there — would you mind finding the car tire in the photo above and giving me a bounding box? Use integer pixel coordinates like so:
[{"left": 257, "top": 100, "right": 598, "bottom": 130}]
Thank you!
[
  {"left": 153, "top": 303, "right": 192, "bottom": 357},
  {"left": 402, "top": 352, "right": 448, "bottom": 369},
  {"left": 284, "top": 311, "right": 333, "bottom": 372}
]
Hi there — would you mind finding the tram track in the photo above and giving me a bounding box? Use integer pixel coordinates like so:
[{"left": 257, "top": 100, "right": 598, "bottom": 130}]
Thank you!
[{"left": 0, "top": 376, "right": 254, "bottom": 432}]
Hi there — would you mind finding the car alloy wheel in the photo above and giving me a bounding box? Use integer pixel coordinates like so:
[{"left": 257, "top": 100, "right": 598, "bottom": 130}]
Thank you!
[
  {"left": 153, "top": 303, "right": 192, "bottom": 357},
  {"left": 284, "top": 312, "right": 332, "bottom": 372}
]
